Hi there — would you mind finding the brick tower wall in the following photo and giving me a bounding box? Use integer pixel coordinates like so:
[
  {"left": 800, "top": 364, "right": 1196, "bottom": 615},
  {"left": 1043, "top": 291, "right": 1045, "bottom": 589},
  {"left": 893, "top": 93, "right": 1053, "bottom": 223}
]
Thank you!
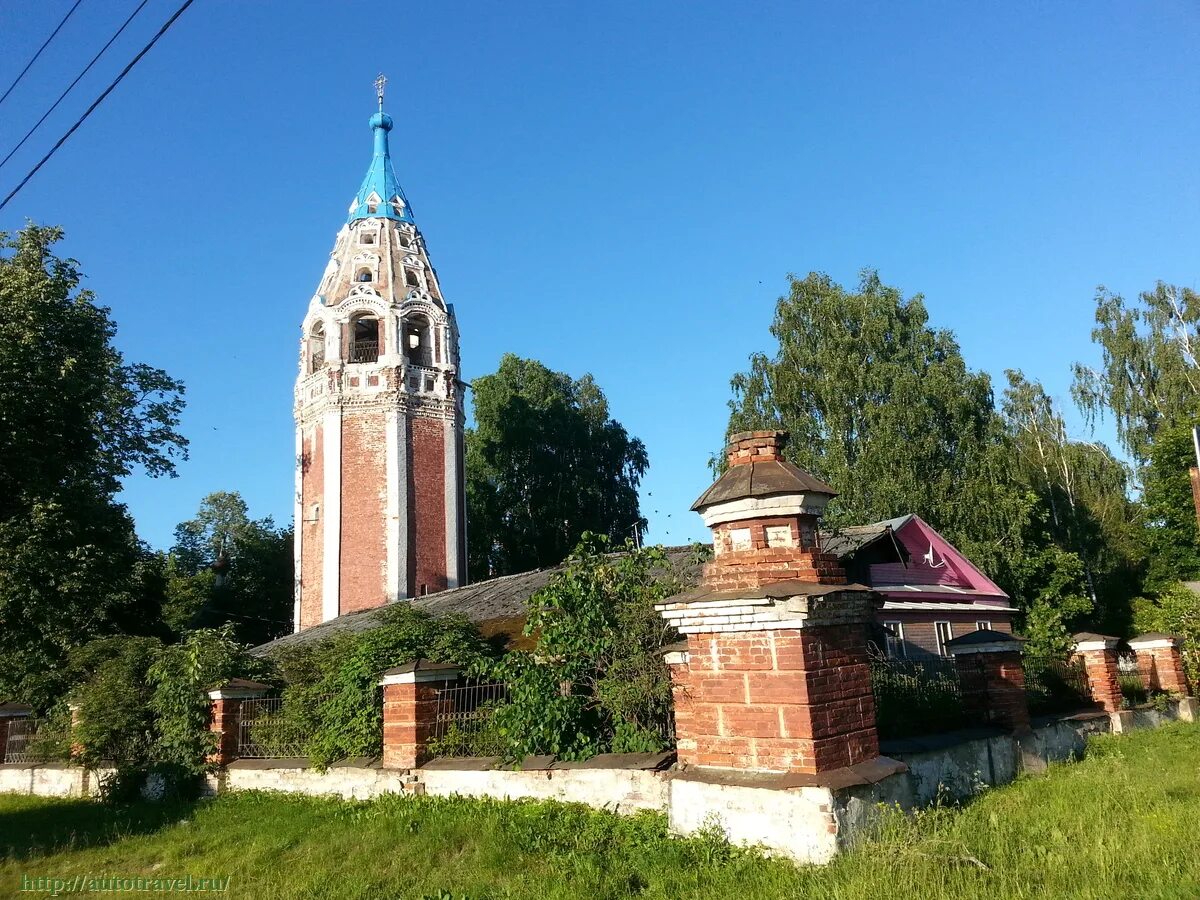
[
  {"left": 409, "top": 416, "right": 448, "bottom": 597},
  {"left": 340, "top": 410, "right": 388, "bottom": 614},
  {"left": 299, "top": 423, "right": 324, "bottom": 630}
]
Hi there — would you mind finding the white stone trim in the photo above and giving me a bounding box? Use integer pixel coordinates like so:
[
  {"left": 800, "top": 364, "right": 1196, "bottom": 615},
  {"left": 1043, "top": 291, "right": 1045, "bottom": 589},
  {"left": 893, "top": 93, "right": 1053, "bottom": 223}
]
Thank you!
[
  {"left": 378, "top": 668, "right": 460, "bottom": 686},
  {"left": 1075, "top": 638, "right": 1120, "bottom": 653},
  {"left": 1127, "top": 638, "right": 1180, "bottom": 650},
  {"left": 322, "top": 408, "right": 342, "bottom": 623},
  {"left": 385, "top": 407, "right": 405, "bottom": 603},
  {"left": 880, "top": 601, "right": 1019, "bottom": 613},
  {"left": 699, "top": 495, "right": 830, "bottom": 528},
  {"left": 663, "top": 651, "right": 690, "bottom": 666},
  {"left": 207, "top": 687, "right": 268, "bottom": 701},
  {"left": 293, "top": 425, "right": 303, "bottom": 632},
  {"left": 444, "top": 416, "right": 461, "bottom": 588}
]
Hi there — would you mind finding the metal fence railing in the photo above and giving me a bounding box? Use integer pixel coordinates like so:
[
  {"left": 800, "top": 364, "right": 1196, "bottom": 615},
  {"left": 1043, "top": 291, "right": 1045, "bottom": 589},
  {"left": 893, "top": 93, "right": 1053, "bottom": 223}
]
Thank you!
[
  {"left": 237, "top": 697, "right": 308, "bottom": 759},
  {"left": 870, "top": 652, "right": 973, "bottom": 739},
  {"left": 1024, "top": 655, "right": 1093, "bottom": 715},
  {"left": 428, "top": 680, "right": 509, "bottom": 758},
  {"left": 4, "top": 717, "right": 41, "bottom": 764},
  {"left": 1118, "top": 655, "right": 1148, "bottom": 706}
]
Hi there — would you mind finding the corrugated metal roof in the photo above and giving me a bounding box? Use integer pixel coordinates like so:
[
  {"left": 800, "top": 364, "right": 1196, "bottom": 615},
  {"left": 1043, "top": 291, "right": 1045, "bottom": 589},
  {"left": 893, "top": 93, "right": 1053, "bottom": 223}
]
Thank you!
[{"left": 691, "top": 460, "right": 837, "bottom": 511}]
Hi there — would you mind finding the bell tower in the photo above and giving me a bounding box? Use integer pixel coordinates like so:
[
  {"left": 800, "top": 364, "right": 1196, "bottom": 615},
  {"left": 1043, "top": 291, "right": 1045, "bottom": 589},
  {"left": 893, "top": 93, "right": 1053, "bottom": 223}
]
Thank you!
[{"left": 293, "top": 77, "right": 466, "bottom": 631}]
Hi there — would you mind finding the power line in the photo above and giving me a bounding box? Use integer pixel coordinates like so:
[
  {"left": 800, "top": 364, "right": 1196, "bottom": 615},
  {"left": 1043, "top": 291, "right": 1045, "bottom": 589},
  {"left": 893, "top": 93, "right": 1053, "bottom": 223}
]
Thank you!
[
  {"left": 0, "top": 0, "right": 153, "bottom": 174},
  {"left": 0, "top": 0, "right": 196, "bottom": 214},
  {"left": 0, "top": 0, "right": 88, "bottom": 109}
]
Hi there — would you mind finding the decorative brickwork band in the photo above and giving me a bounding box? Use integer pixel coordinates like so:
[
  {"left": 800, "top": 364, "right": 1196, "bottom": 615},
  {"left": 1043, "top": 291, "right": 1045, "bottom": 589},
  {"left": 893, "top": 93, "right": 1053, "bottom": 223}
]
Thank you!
[
  {"left": 1128, "top": 634, "right": 1191, "bottom": 696},
  {"left": 947, "top": 631, "right": 1031, "bottom": 733},
  {"left": 379, "top": 660, "right": 460, "bottom": 770},
  {"left": 207, "top": 679, "right": 270, "bottom": 767},
  {"left": 1071, "top": 633, "right": 1123, "bottom": 712}
]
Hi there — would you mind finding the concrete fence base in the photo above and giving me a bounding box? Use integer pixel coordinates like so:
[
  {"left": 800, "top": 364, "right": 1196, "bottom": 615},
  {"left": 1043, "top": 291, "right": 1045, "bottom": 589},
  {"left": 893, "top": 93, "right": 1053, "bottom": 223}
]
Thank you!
[{"left": 2, "top": 698, "right": 1196, "bottom": 865}]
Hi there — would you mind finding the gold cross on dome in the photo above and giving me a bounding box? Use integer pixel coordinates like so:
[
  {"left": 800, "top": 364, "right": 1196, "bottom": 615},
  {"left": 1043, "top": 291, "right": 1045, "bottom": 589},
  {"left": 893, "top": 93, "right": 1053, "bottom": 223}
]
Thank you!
[{"left": 375, "top": 73, "right": 387, "bottom": 110}]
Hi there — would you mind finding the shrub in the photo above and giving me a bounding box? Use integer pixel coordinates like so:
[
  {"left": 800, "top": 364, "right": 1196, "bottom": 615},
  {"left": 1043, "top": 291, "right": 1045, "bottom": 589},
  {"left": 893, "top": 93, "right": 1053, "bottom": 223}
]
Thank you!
[{"left": 271, "top": 603, "right": 496, "bottom": 768}]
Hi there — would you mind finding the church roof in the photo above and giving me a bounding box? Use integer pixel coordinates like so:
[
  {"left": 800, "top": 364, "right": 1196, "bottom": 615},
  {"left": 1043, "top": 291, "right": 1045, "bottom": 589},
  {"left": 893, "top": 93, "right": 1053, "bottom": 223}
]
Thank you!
[{"left": 347, "top": 109, "right": 414, "bottom": 224}]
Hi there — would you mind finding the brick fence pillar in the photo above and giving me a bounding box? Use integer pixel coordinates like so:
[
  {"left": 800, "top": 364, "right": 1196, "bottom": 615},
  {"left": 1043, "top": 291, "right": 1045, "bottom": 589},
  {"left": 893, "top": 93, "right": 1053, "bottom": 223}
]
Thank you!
[
  {"left": 67, "top": 702, "right": 84, "bottom": 760},
  {"left": 206, "top": 679, "right": 270, "bottom": 767},
  {"left": 1071, "top": 633, "right": 1124, "bottom": 712},
  {"left": 0, "top": 703, "right": 31, "bottom": 764},
  {"left": 947, "top": 631, "right": 1030, "bottom": 733},
  {"left": 657, "top": 591, "right": 882, "bottom": 774},
  {"left": 1129, "top": 633, "right": 1191, "bottom": 696},
  {"left": 379, "top": 660, "right": 460, "bottom": 770}
]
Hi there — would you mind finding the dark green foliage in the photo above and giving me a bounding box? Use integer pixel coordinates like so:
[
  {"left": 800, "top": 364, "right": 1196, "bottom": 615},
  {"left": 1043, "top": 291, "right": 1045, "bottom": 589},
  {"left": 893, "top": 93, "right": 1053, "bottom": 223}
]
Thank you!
[
  {"left": 466, "top": 354, "right": 648, "bottom": 579},
  {"left": 1140, "top": 423, "right": 1200, "bottom": 589},
  {"left": 162, "top": 492, "right": 294, "bottom": 645},
  {"left": 271, "top": 604, "right": 496, "bottom": 767},
  {"left": 67, "top": 636, "right": 164, "bottom": 768},
  {"left": 147, "top": 628, "right": 270, "bottom": 779},
  {"left": 0, "top": 225, "right": 186, "bottom": 709},
  {"left": 489, "top": 536, "right": 680, "bottom": 759}
]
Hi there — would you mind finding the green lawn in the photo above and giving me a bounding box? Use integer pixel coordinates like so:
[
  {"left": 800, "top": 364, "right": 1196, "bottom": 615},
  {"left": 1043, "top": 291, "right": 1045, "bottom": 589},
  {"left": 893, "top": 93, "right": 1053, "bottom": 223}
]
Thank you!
[{"left": 2, "top": 723, "right": 1199, "bottom": 899}]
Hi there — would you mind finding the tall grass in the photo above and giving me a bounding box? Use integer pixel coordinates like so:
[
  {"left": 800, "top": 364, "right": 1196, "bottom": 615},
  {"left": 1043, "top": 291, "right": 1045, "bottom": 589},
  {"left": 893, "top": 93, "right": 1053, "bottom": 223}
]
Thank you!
[{"left": 1, "top": 723, "right": 1198, "bottom": 899}]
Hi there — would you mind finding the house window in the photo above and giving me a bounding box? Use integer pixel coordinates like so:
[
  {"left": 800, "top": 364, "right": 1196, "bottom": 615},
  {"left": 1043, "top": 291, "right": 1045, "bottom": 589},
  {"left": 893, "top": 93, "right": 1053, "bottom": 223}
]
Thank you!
[
  {"left": 765, "top": 525, "right": 792, "bottom": 548},
  {"left": 934, "top": 621, "right": 954, "bottom": 657},
  {"left": 882, "top": 621, "right": 906, "bottom": 659},
  {"left": 729, "top": 528, "right": 752, "bottom": 551},
  {"left": 975, "top": 620, "right": 992, "bottom": 632}
]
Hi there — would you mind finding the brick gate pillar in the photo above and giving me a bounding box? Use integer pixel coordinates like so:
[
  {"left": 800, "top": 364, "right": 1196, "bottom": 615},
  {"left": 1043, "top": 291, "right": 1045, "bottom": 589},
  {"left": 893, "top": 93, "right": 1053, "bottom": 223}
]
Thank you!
[
  {"left": 1071, "top": 633, "right": 1124, "bottom": 712},
  {"left": 1129, "top": 634, "right": 1191, "bottom": 696},
  {"left": 207, "top": 679, "right": 270, "bottom": 767},
  {"left": 947, "top": 631, "right": 1031, "bottom": 733},
  {"left": 379, "top": 660, "right": 459, "bottom": 769},
  {"left": 655, "top": 430, "right": 883, "bottom": 776}
]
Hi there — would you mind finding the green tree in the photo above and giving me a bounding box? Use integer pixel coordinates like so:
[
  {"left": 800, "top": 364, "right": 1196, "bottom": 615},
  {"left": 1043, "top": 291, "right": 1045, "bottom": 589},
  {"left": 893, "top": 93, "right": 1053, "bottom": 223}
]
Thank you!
[
  {"left": 1001, "top": 370, "right": 1144, "bottom": 633},
  {"left": 1072, "top": 282, "right": 1200, "bottom": 469},
  {"left": 164, "top": 492, "right": 294, "bottom": 645},
  {"left": 489, "top": 535, "right": 681, "bottom": 759},
  {"left": 0, "top": 225, "right": 186, "bottom": 708},
  {"left": 1140, "top": 422, "right": 1200, "bottom": 589},
  {"left": 466, "top": 354, "right": 648, "bottom": 579},
  {"left": 1133, "top": 582, "right": 1200, "bottom": 688}
]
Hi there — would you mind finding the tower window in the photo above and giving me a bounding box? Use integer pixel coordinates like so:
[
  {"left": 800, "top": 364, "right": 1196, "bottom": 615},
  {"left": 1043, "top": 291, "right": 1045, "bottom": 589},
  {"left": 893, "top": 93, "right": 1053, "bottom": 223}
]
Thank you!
[
  {"left": 348, "top": 315, "right": 380, "bottom": 364},
  {"left": 398, "top": 235, "right": 411, "bottom": 248},
  {"left": 356, "top": 268, "right": 372, "bottom": 283},
  {"left": 405, "top": 268, "right": 420, "bottom": 288},
  {"left": 366, "top": 201, "right": 378, "bottom": 214},
  {"left": 360, "top": 232, "right": 376, "bottom": 245},
  {"left": 308, "top": 323, "right": 325, "bottom": 373},
  {"left": 403, "top": 316, "right": 433, "bottom": 367}
]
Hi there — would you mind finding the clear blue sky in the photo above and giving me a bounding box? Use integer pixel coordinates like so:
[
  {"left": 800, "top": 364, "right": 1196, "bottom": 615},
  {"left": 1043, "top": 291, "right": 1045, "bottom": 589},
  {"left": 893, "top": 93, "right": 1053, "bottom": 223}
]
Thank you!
[{"left": 1, "top": 1, "right": 1197, "bottom": 551}]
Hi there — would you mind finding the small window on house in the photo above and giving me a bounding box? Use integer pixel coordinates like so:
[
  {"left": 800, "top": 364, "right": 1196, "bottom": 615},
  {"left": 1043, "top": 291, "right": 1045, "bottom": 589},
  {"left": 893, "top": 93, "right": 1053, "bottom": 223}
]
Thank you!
[
  {"left": 360, "top": 232, "right": 376, "bottom": 245},
  {"left": 934, "top": 621, "right": 954, "bottom": 657},
  {"left": 405, "top": 268, "right": 420, "bottom": 288},
  {"left": 975, "top": 620, "right": 992, "bottom": 632},
  {"left": 398, "top": 235, "right": 411, "bottom": 248},
  {"left": 348, "top": 315, "right": 379, "bottom": 363},
  {"left": 765, "top": 525, "right": 792, "bottom": 548},
  {"left": 356, "top": 268, "right": 372, "bottom": 283},
  {"left": 366, "top": 200, "right": 378, "bottom": 214},
  {"left": 391, "top": 197, "right": 405, "bottom": 216},
  {"left": 729, "top": 528, "right": 752, "bottom": 551},
  {"left": 883, "top": 621, "right": 906, "bottom": 659}
]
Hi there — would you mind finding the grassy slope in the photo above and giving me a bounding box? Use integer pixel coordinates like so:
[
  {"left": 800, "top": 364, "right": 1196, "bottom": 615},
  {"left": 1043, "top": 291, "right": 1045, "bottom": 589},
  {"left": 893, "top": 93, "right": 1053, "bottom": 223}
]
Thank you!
[{"left": 1, "top": 723, "right": 1198, "bottom": 899}]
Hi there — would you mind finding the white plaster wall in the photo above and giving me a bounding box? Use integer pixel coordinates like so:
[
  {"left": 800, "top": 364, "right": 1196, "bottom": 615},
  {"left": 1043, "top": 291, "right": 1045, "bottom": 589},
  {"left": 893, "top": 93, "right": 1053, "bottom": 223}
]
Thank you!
[
  {"left": 419, "top": 768, "right": 668, "bottom": 814},
  {"left": 0, "top": 765, "right": 111, "bottom": 798},
  {"left": 668, "top": 778, "right": 840, "bottom": 865},
  {"left": 224, "top": 765, "right": 414, "bottom": 801}
]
